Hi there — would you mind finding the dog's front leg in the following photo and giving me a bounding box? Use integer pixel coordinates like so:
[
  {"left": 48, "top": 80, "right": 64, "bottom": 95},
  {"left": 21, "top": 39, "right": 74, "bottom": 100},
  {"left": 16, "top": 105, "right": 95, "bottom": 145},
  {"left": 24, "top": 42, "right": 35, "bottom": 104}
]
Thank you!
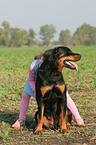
[
  {"left": 60, "top": 103, "right": 68, "bottom": 133},
  {"left": 35, "top": 103, "right": 44, "bottom": 134},
  {"left": 60, "top": 88, "right": 68, "bottom": 134}
]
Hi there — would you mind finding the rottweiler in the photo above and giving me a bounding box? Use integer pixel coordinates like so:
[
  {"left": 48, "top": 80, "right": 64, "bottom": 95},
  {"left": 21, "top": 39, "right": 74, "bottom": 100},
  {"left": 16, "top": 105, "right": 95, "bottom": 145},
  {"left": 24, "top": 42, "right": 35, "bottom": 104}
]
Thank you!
[{"left": 34, "top": 46, "right": 81, "bottom": 134}]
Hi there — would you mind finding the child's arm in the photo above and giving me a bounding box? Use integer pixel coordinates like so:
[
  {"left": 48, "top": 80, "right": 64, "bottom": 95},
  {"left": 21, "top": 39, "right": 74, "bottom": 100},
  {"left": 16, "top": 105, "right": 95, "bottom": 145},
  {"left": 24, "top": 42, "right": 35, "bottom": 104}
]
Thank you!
[
  {"left": 28, "top": 63, "right": 35, "bottom": 92},
  {"left": 28, "top": 59, "right": 43, "bottom": 97}
]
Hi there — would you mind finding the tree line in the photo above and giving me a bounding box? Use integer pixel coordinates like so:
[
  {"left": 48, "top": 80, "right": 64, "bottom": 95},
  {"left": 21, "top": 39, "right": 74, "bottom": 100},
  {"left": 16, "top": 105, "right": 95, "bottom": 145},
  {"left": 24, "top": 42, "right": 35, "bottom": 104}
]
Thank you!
[{"left": 0, "top": 21, "right": 96, "bottom": 47}]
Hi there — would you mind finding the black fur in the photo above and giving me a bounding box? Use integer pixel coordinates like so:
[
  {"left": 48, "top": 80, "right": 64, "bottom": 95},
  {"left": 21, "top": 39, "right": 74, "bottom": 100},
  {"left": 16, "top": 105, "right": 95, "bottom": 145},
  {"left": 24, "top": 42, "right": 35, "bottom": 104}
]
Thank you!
[{"left": 35, "top": 46, "right": 81, "bottom": 134}]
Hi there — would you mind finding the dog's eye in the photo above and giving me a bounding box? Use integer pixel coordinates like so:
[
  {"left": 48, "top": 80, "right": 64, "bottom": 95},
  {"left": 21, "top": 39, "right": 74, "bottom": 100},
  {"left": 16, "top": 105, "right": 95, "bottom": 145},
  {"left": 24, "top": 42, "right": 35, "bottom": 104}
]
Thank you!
[
  {"left": 55, "top": 49, "right": 59, "bottom": 54},
  {"left": 68, "top": 51, "right": 72, "bottom": 54}
]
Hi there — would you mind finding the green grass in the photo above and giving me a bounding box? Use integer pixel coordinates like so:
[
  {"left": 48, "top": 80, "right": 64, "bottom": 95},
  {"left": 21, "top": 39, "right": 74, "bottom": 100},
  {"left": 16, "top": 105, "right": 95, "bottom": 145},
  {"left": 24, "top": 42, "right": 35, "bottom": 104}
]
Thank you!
[{"left": 0, "top": 46, "right": 96, "bottom": 144}]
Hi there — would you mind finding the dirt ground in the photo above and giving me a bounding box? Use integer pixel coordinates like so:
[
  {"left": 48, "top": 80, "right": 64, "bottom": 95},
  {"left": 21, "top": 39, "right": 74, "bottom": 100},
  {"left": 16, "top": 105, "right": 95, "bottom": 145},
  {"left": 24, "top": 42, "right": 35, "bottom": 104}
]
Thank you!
[{"left": 0, "top": 87, "right": 96, "bottom": 145}]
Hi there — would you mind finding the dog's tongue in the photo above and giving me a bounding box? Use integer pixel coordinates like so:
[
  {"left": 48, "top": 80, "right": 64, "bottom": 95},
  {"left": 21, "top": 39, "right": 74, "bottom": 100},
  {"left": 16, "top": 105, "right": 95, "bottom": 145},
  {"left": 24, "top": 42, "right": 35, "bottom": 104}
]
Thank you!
[{"left": 66, "top": 61, "right": 78, "bottom": 71}]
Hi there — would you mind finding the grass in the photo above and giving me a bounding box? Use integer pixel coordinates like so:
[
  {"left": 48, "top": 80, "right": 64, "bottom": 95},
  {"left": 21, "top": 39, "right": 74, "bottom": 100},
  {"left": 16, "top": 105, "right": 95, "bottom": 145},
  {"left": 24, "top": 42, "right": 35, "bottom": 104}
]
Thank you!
[{"left": 0, "top": 46, "right": 96, "bottom": 144}]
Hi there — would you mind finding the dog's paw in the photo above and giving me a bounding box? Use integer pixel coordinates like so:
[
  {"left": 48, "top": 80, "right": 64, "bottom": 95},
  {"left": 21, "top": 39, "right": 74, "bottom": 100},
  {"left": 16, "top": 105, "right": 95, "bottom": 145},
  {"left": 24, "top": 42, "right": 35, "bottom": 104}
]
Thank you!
[
  {"left": 34, "top": 128, "right": 42, "bottom": 134},
  {"left": 60, "top": 128, "right": 68, "bottom": 134},
  {"left": 66, "top": 123, "right": 71, "bottom": 129}
]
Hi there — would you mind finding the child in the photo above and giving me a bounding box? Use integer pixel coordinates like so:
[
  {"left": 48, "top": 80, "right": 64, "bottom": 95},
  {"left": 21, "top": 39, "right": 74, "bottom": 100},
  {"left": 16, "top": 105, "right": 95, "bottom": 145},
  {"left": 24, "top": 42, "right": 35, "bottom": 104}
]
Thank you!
[{"left": 12, "top": 52, "right": 85, "bottom": 128}]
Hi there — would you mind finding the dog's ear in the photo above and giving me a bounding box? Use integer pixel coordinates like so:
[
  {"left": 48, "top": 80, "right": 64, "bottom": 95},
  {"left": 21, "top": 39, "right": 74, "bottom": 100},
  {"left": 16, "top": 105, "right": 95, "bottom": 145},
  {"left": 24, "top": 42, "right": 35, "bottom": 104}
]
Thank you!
[
  {"left": 43, "top": 52, "right": 50, "bottom": 60},
  {"left": 43, "top": 49, "right": 53, "bottom": 60},
  {"left": 34, "top": 53, "right": 44, "bottom": 60}
]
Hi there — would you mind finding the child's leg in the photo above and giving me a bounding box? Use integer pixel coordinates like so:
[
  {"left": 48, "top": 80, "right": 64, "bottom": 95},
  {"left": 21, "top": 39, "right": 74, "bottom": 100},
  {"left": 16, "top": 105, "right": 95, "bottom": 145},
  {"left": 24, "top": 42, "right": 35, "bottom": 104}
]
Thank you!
[
  {"left": 66, "top": 91, "right": 81, "bottom": 120},
  {"left": 12, "top": 92, "right": 31, "bottom": 128},
  {"left": 67, "top": 91, "right": 85, "bottom": 126},
  {"left": 19, "top": 92, "right": 31, "bottom": 120}
]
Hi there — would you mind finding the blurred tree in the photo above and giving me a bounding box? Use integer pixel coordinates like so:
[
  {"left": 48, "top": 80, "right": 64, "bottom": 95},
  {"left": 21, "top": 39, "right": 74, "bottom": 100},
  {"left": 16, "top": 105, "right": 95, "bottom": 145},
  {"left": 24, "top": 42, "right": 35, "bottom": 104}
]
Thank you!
[
  {"left": 73, "top": 23, "right": 96, "bottom": 46},
  {"left": 27, "top": 29, "right": 37, "bottom": 46},
  {"left": 59, "top": 29, "right": 71, "bottom": 46},
  {"left": 39, "top": 24, "right": 56, "bottom": 45},
  {"left": 90, "top": 27, "right": 96, "bottom": 45},
  {"left": 52, "top": 40, "right": 59, "bottom": 45},
  {"left": 1, "top": 21, "right": 96, "bottom": 47},
  {"left": 0, "top": 28, "right": 4, "bottom": 46},
  {"left": 1, "top": 21, "right": 10, "bottom": 46},
  {"left": 73, "top": 27, "right": 84, "bottom": 46},
  {"left": 9, "top": 28, "right": 27, "bottom": 47}
]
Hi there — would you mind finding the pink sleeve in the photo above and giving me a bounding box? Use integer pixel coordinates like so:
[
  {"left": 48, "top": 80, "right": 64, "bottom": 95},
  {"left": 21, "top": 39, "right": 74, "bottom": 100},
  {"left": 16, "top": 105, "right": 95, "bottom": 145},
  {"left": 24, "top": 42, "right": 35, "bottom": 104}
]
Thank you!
[{"left": 28, "top": 63, "right": 35, "bottom": 91}]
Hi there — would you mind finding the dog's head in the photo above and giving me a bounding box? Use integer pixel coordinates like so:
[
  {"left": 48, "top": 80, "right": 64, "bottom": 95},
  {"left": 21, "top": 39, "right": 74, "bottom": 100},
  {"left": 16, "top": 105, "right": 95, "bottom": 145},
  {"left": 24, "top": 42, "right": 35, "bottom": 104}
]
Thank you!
[{"left": 43, "top": 46, "right": 81, "bottom": 72}]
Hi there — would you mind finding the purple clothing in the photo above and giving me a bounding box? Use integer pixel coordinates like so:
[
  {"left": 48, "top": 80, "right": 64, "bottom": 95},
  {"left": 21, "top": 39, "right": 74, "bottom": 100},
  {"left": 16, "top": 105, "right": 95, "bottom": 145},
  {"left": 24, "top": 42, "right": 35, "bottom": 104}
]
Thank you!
[
  {"left": 23, "top": 59, "right": 39, "bottom": 97},
  {"left": 28, "top": 63, "right": 35, "bottom": 91}
]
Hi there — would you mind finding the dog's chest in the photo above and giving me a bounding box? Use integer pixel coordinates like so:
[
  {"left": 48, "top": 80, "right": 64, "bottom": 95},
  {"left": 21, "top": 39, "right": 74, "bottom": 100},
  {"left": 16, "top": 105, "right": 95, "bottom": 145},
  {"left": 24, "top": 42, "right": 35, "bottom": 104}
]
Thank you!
[
  {"left": 38, "top": 70, "right": 65, "bottom": 85},
  {"left": 41, "top": 84, "right": 65, "bottom": 98}
]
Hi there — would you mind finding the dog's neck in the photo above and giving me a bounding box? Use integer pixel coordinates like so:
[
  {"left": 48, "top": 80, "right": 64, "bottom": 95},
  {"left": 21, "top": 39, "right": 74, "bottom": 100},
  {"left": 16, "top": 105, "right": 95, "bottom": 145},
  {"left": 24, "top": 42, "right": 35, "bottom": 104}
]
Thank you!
[
  {"left": 40, "top": 58, "right": 59, "bottom": 71},
  {"left": 38, "top": 59, "right": 65, "bottom": 84}
]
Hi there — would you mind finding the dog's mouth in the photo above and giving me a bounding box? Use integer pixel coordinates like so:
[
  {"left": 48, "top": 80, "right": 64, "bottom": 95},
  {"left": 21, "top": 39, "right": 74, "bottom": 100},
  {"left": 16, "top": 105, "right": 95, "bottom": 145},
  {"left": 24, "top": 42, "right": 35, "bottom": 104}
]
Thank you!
[{"left": 64, "top": 60, "right": 78, "bottom": 71}]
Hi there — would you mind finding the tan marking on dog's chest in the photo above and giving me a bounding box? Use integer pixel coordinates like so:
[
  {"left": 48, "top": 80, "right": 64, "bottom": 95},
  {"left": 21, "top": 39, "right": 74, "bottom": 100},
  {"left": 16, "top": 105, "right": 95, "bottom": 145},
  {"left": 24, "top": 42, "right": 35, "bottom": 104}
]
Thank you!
[
  {"left": 55, "top": 84, "right": 65, "bottom": 93},
  {"left": 41, "top": 86, "right": 53, "bottom": 96}
]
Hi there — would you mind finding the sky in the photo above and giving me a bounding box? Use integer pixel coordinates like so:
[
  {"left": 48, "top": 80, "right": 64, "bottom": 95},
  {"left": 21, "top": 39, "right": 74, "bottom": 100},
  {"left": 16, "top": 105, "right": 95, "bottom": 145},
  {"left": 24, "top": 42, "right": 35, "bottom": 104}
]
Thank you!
[{"left": 0, "top": 0, "right": 96, "bottom": 41}]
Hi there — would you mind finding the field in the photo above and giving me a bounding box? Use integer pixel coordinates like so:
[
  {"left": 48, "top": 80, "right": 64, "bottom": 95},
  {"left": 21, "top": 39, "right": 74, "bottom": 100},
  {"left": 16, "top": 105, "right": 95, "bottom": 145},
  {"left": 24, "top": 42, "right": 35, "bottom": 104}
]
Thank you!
[{"left": 0, "top": 46, "right": 96, "bottom": 145}]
